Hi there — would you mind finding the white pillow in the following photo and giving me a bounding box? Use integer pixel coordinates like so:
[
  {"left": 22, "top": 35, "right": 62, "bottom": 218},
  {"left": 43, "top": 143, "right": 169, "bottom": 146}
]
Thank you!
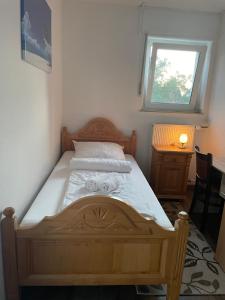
[{"left": 72, "top": 141, "right": 125, "bottom": 160}]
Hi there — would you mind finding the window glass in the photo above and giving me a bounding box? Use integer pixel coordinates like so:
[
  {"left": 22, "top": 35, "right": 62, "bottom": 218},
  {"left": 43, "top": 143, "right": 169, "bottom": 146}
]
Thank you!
[{"left": 152, "top": 49, "right": 198, "bottom": 105}]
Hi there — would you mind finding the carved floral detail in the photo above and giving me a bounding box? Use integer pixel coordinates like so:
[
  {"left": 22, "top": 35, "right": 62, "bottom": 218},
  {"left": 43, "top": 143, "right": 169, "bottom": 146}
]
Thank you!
[
  {"left": 41, "top": 204, "right": 153, "bottom": 235},
  {"left": 62, "top": 118, "right": 136, "bottom": 156},
  {"left": 92, "top": 207, "right": 109, "bottom": 220},
  {"left": 84, "top": 206, "right": 116, "bottom": 228},
  {"left": 77, "top": 119, "right": 125, "bottom": 141}
]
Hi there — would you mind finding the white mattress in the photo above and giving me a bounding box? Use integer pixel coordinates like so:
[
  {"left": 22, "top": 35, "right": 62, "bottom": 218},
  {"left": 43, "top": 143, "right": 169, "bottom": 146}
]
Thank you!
[{"left": 21, "top": 151, "right": 173, "bottom": 229}]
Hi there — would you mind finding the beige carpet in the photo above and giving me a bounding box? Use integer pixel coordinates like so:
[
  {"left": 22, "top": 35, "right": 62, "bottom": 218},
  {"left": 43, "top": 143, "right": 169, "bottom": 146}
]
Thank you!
[{"left": 136, "top": 201, "right": 225, "bottom": 296}]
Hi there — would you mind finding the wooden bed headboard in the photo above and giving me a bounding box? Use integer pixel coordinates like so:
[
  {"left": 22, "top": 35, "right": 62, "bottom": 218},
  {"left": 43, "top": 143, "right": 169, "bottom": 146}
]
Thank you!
[{"left": 61, "top": 118, "right": 137, "bottom": 157}]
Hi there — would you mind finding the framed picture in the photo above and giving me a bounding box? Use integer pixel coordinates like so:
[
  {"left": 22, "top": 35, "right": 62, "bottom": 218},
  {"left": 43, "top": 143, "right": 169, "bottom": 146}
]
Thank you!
[{"left": 21, "top": 0, "right": 52, "bottom": 72}]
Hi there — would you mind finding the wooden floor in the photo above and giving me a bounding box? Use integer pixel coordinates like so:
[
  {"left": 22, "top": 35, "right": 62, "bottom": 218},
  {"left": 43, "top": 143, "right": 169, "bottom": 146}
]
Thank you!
[{"left": 21, "top": 286, "right": 225, "bottom": 300}]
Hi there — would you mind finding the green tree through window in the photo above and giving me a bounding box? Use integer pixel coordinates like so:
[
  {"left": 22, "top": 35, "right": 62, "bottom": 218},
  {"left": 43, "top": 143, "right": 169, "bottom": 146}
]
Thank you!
[{"left": 151, "top": 57, "right": 193, "bottom": 105}]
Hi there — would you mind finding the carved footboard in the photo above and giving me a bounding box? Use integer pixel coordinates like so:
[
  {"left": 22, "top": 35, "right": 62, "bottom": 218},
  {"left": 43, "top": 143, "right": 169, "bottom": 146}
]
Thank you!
[{"left": 1, "top": 196, "right": 189, "bottom": 300}]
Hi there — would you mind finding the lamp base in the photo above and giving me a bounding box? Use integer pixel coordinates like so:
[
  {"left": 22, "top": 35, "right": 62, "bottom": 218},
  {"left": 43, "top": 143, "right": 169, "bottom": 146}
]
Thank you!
[{"left": 179, "top": 143, "right": 186, "bottom": 149}]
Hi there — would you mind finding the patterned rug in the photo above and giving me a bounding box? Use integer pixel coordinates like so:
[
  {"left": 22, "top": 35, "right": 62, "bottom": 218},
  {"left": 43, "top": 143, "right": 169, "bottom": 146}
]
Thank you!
[{"left": 136, "top": 201, "right": 225, "bottom": 296}]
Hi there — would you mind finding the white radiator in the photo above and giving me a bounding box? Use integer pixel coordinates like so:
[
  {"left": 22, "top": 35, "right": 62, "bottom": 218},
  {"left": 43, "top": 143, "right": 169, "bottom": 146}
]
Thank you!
[{"left": 152, "top": 124, "right": 196, "bottom": 149}]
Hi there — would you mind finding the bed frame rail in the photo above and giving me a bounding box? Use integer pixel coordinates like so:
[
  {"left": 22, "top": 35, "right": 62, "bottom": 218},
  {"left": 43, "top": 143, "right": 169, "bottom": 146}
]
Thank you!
[{"left": 1, "top": 196, "right": 188, "bottom": 300}]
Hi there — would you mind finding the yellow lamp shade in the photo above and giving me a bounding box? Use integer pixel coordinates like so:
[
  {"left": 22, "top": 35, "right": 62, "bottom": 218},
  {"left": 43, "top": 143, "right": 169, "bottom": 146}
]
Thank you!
[{"left": 179, "top": 134, "right": 188, "bottom": 148}]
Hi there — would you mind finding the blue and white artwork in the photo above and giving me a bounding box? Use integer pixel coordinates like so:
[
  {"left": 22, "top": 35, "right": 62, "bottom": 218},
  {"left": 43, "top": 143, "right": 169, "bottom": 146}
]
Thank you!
[{"left": 21, "top": 0, "right": 52, "bottom": 72}]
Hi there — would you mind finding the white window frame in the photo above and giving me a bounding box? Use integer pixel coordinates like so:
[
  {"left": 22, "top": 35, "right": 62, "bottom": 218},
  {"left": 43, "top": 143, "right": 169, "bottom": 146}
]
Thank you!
[{"left": 142, "top": 36, "right": 210, "bottom": 113}]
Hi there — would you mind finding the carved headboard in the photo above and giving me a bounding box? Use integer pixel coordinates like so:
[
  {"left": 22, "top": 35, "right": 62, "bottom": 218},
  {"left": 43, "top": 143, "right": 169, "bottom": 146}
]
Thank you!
[{"left": 62, "top": 118, "right": 137, "bottom": 157}]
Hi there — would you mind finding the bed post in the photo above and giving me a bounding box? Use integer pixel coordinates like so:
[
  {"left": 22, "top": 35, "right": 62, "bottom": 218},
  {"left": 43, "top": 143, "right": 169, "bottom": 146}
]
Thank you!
[
  {"left": 167, "top": 211, "right": 189, "bottom": 300},
  {"left": 130, "top": 130, "right": 137, "bottom": 157},
  {"left": 1, "top": 208, "right": 20, "bottom": 300}
]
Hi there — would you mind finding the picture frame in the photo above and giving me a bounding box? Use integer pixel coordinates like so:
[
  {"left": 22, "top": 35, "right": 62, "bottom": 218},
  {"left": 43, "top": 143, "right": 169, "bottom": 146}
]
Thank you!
[{"left": 21, "top": 0, "right": 52, "bottom": 72}]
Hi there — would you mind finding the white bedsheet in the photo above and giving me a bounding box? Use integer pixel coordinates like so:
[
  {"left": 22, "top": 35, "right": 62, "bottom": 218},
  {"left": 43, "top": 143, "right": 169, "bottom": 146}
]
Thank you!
[{"left": 21, "top": 151, "right": 173, "bottom": 229}]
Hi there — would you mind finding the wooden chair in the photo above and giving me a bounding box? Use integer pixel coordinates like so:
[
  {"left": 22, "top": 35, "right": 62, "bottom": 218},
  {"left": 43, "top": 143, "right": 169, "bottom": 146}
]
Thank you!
[{"left": 190, "top": 146, "right": 223, "bottom": 232}]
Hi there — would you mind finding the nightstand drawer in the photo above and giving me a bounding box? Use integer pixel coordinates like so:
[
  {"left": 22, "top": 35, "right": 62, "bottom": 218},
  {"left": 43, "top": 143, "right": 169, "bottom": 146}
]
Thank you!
[{"left": 163, "top": 154, "right": 186, "bottom": 164}]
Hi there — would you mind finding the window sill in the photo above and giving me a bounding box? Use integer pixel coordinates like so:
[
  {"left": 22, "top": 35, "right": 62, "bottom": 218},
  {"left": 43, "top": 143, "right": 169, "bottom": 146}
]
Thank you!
[
  {"left": 140, "top": 108, "right": 203, "bottom": 115},
  {"left": 139, "top": 107, "right": 207, "bottom": 119}
]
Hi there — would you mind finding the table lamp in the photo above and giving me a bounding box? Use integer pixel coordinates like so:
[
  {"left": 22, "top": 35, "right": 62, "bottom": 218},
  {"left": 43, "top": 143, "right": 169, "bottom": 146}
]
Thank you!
[{"left": 179, "top": 133, "right": 188, "bottom": 149}]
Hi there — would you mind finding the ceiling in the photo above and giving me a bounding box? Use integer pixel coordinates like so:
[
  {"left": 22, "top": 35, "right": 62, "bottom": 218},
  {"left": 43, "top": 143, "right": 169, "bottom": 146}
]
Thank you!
[{"left": 79, "top": 0, "right": 225, "bottom": 13}]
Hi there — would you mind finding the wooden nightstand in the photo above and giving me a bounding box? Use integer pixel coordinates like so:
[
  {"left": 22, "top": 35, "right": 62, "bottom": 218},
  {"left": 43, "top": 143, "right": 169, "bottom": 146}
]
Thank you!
[{"left": 150, "top": 145, "right": 193, "bottom": 200}]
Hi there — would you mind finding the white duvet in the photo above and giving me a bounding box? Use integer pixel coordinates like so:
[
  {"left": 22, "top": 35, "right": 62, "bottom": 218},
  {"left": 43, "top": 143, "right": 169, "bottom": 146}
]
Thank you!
[
  {"left": 21, "top": 152, "right": 173, "bottom": 229},
  {"left": 63, "top": 170, "right": 154, "bottom": 215},
  {"left": 63, "top": 158, "right": 161, "bottom": 223}
]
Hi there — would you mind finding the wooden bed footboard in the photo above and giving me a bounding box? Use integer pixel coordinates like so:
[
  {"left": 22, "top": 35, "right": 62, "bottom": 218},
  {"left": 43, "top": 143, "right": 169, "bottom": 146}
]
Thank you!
[{"left": 1, "top": 196, "right": 189, "bottom": 300}]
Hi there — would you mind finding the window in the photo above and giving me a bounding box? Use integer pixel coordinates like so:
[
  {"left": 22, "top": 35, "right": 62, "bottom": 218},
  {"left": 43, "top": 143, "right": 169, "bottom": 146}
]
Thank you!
[{"left": 141, "top": 37, "right": 212, "bottom": 113}]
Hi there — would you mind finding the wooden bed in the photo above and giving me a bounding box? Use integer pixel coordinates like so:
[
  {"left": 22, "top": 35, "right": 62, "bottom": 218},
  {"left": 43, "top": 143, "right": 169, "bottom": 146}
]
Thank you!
[{"left": 1, "top": 118, "right": 189, "bottom": 300}]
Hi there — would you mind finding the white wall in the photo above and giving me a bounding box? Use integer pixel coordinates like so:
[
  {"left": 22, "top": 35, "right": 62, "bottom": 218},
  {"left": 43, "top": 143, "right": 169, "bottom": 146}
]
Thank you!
[
  {"left": 0, "top": 0, "right": 62, "bottom": 299},
  {"left": 200, "top": 13, "right": 225, "bottom": 155},
  {"left": 62, "top": 2, "right": 221, "bottom": 177}
]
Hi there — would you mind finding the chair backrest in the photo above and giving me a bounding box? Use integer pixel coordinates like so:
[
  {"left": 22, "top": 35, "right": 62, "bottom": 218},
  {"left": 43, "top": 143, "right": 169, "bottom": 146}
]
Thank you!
[{"left": 195, "top": 146, "right": 212, "bottom": 183}]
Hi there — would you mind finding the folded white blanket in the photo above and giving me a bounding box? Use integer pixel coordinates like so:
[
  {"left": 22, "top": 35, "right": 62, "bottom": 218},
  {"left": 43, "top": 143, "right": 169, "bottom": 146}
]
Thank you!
[
  {"left": 85, "top": 179, "right": 99, "bottom": 192},
  {"left": 98, "top": 178, "right": 119, "bottom": 193},
  {"left": 70, "top": 158, "right": 132, "bottom": 173},
  {"left": 85, "top": 177, "right": 119, "bottom": 193}
]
